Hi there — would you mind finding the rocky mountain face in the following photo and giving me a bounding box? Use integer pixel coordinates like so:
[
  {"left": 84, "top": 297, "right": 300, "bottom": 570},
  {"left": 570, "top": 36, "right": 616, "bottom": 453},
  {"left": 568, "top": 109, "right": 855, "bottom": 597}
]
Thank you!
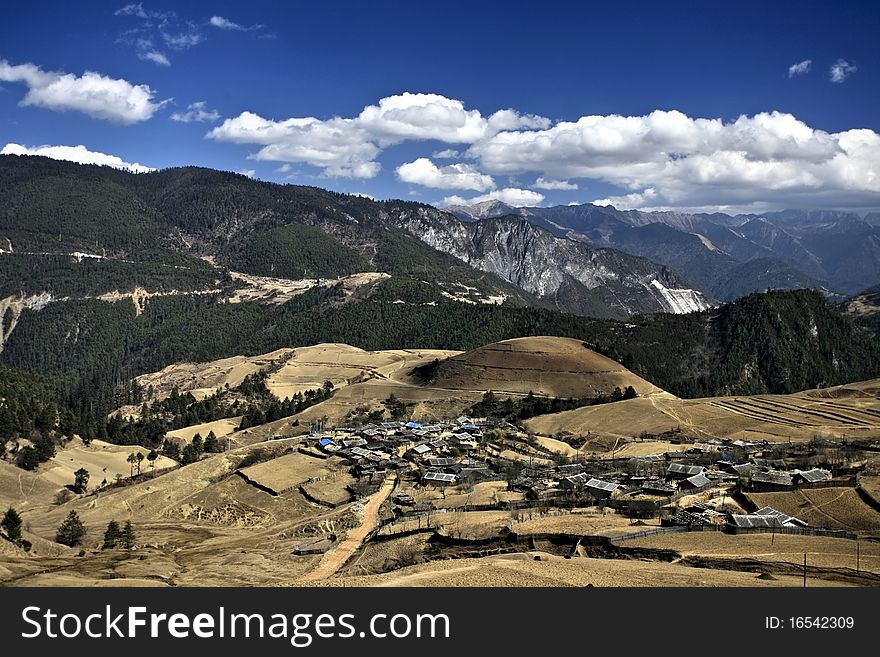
[
  {"left": 1, "top": 155, "right": 713, "bottom": 321},
  {"left": 443, "top": 201, "right": 880, "bottom": 299},
  {"left": 385, "top": 206, "right": 713, "bottom": 318}
]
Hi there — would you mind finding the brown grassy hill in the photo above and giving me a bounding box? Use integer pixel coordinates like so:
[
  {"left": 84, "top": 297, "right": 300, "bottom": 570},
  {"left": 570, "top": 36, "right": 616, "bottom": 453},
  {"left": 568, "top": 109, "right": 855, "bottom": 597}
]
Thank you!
[
  {"left": 525, "top": 379, "right": 880, "bottom": 445},
  {"left": 427, "top": 336, "right": 664, "bottom": 398}
]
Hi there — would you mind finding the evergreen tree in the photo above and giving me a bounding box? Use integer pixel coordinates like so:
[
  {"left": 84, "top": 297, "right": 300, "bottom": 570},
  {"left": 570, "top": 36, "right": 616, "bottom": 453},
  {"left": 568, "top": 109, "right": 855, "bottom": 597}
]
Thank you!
[
  {"left": 1, "top": 507, "right": 23, "bottom": 543},
  {"left": 102, "top": 520, "right": 121, "bottom": 549},
  {"left": 204, "top": 431, "right": 219, "bottom": 453},
  {"left": 135, "top": 452, "right": 144, "bottom": 475},
  {"left": 55, "top": 510, "right": 86, "bottom": 547},
  {"left": 162, "top": 439, "right": 180, "bottom": 460},
  {"left": 72, "top": 467, "right": 89, "bottom": 494},
  {"left": 120, "top": 521, "right": 136, "bottom": 550},
  {"left": 147, "top": 449, "right": 158, "bottom": 469}
]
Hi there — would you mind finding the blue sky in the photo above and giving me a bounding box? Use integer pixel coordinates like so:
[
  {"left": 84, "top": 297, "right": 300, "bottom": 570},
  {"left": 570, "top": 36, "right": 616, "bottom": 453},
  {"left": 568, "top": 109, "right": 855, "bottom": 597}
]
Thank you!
[{"left": 1, "top": 0, "right": 878, "bottom": 213}]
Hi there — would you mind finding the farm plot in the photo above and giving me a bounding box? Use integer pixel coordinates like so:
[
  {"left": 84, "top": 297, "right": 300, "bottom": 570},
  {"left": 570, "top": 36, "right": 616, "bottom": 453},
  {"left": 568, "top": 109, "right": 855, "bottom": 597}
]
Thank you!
[
  {"left": 625, "top": 532, "right": 880, "bottom": 575},
  {"left": 745, "top": 488, "right": 880, "bottom": 536},
  {"left": 379, "top": 510, "right": 515, "bottom": 540},
  {"left": 238, "top": 452, "right": 338, "bottom": 495},
  {"left": 409, "top": 481, "right": 524, "bottom": 509},
  {"left": 510, "top": 511, "right": 656, "bottom": 538},
  {"left": 301, "top": 473, "right": 356, "bottom": 507}
]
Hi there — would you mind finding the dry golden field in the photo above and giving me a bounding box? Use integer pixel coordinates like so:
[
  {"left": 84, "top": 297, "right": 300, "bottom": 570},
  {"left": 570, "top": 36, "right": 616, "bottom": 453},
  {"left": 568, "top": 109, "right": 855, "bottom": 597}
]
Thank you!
[
  {"left": 745, "top": 488, "right": 880, "bottom": 536},
  {"left": 526, "top": 378, "right": 880, "bottom": 446}
]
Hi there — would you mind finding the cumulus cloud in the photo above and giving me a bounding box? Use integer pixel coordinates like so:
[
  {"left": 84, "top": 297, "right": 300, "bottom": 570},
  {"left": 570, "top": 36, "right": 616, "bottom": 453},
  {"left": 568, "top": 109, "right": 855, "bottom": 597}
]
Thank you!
[
  {"left": 830, "top": 58, "right": 857, "bottom": 83},
  {"left": 432, "top": 148, "right": 460, "bottom": 159},
  {"left": 357, "top": 93, "right": 489, "bottom": 145},
  {"left": 396, "top": 158, "right": 495, "bottom": 191},
  {"left": 209, "top": 92, "right": 549, "bottom": 178},
  {"left": 465, "top": 108, "right": 880, "bottom": 210},
  {"left": 593, "top": 188, "right": 658, "bottom": 209},
  {"left": 487, "top": 109, "right": 551, "bottom": 132},
  {"left": 534, "top": 177, "right": 578, "bottom": 190},
  {"left": 0, "top": 59, "right": 165, "bottom": 123},
  {"left": 441, "top": 187, "right": 544, "bottom": 208},
  {"left": 2, "top": 143, "right": 155, "bottom": 173},
  {"left": 788, "top": 59, "right": 812, "bottom": 77},
  {"left": 170, "top": 101, "right": 220, "bottom": 123},
  {"left": 209, "top": 91, "right": 880, "bottom": 210},
  {"left": 138, "top": 50, "right": 170, "bottom": 66},
  {"left": 238, "top": 169, "right": 256, "bottom": 178}
]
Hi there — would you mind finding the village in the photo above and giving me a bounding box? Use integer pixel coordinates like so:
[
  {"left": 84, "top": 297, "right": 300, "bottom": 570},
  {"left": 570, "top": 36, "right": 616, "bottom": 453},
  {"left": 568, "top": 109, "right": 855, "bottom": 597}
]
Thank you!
[{"left": 293, "top": 415, "right": 880, "bottom": 544}]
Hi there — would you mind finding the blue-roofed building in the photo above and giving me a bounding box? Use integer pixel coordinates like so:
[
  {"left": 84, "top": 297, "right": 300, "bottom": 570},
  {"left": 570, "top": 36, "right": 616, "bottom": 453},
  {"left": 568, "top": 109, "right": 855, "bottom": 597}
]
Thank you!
[{"left": 405, "top": 421, "right": 422, "bottom": 430}]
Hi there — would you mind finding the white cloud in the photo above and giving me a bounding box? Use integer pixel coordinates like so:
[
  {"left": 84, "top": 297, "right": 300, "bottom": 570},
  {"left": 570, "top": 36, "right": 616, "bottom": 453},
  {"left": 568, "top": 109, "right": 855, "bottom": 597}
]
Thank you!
[
  {"left": 441, "top": 187, "right": 544, "bottom": 208},
  {"left": 432, "top": 148, "right": 460, "bottom": 159},
  {"left": 593, "top": 188, "right": 658, "bottom": 209},
  {"left": 208, "top": 92, "right": 880, "bottom": 209},
  {"left": 207, "top": 111, "right": 380, "bottom": 178},
  {"left": 788, "top": 59, "right": 812, "bottom": 78},
  {"left": 209, "top": 92, "right": 549, "bottom": 178},
  {"left": 210, "top": 16, "right": 243, "bottom": 30},
  {"left": 830, "top": 58, "right": 857, "bottom": 83},
  {"left": 238, "top": 169, "right": 256, "bottom": 178},
  {"left": 396, "top": 158, "right": 495, "bottom": 191},
  {"left": 170, "top": 101, "right": 220, "bottom": 123},
  {"left": 139, "top": 50, "right": 170, "bottom": 66},
  {"left": 357, "top": 93, "right": 488, "bottom": 145},
  {"left": 486, "top": 109, "right": 551, "bottom": 133},
  {"left": 114, "top": 3, "right": 149, "bottom": 18},
  {"left": 0, "top": 59, "right": 165, "bottom": 123},
  {"left": 466, "top": 109, "right": 880, "bottom": 210},
  {"left": 209, "top": 15, "right": 265, "bottom": 32},
  {"left": 2, "top": 143, "right": 155, "bottom": 173},
  {"left": 534, "top": 177, "right": 578, "bottom": 190},
  {"left": 161, "top": 26, "right": 204, "bottom": 50}
]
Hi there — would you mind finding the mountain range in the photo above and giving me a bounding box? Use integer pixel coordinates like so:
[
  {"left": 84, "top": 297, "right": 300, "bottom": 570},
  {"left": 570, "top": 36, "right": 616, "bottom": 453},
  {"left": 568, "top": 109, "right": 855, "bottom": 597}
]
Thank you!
[
  {"left": 447, "top": 201, "right": 880, "bottom": 301},
  {"left": 1, "top": 155, "right": 880, "bottom": 443},
  {"left": 0, "top": 155, "right": 709, "bottom": 319}
]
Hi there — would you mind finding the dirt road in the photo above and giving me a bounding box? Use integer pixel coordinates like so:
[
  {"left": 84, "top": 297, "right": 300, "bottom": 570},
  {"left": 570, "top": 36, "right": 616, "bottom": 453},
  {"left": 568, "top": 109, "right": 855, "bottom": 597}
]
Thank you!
[{"left": 300, "top": 473, "right": 397, "bottom": 581}]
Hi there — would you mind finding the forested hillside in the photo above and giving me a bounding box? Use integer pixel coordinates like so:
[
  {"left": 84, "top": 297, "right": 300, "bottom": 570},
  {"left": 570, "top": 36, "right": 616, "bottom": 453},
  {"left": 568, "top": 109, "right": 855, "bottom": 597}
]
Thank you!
[{"left": 2, "top": 284, "right": 877, "bottom": 445}]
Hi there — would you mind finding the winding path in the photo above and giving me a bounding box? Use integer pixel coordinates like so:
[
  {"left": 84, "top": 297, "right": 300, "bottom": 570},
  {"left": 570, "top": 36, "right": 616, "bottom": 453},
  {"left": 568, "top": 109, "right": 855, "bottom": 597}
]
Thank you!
[{"left": 299, "top": 473, "right": 397, "bottom": 581}]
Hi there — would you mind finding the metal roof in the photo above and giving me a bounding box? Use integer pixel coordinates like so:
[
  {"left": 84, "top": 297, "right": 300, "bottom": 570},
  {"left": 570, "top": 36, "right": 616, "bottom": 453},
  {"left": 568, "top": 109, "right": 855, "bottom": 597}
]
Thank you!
[
  {"left": 667, "top": 463, "right": 705, "bottom": 476},
  {"left": 795, "top": 468, "right": 829, "bottom": 483},
  {"left": 755, "top": 506, "right": 808, "bottom": 527},
  {"left": 731, "top": 514, "right": 783, "bottom": 529},
  {"left": 423, "top": 472, "right": 457, "bottom": 482},
  {"left": 585, "top": 478, "right": 619, "bottom": 492},
  {"left": 684, "top": 473, "right": 711, "bottom": 488},
  {"left": 426, "top": 457, "right": 456, "bottom": 467}
]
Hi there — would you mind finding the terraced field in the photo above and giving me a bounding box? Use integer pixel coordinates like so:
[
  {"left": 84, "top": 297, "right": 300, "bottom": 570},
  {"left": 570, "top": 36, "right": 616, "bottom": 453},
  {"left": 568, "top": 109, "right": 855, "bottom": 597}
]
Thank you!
[{"left": 527, "top": 379, "right": 880, "bottom": 446}]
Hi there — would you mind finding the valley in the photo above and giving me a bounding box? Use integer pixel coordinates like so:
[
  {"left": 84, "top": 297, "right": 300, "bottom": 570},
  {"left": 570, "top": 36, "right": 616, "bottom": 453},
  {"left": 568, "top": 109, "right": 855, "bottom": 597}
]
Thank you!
[{"left": 2, "top": 337, "right": 879, "bottom": 588}]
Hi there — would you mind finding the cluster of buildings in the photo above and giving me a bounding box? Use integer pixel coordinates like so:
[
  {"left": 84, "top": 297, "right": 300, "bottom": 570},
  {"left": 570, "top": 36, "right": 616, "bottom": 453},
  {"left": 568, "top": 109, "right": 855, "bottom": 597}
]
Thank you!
[
  {"left": 309, "top": 417, "right": 491, "bottom": 482},
  {"left": 305, "top": 421, "right": 858, "bottom": 532}
]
